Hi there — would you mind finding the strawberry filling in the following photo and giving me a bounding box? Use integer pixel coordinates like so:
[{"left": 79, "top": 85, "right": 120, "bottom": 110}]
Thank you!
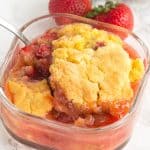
[
  {"left": 35, "top": 44, "right": 52, "bottom": 58},
  {"left": 5, "top": 25, "right": 144, "bottom": 128},
  {"left": 94, "top": 42, "right": 106, "bottom": 50}
]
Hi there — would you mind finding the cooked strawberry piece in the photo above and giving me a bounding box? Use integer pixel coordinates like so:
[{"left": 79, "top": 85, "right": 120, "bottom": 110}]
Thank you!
[
  {"left": 22, "top": 44, "right": 39, "bottom": 53},
  {"left": 52, "top": 109, "right": 74, "bottom": 123},
  {"left": 35, "top": 58, "right": 50, "bottom": 78},
  {"left": 109, "top": 100, "right": 131, "bottom": 119},
  {"left": 94, "top": 42, "right": 106, "bottom": 50},
  {"left": 43, "top": 32, "right": 58, "bottom": 40},
  {"left": 37, "top": 32, "right": 58, "bottom": 44},
  {"left": 22, "top": 76, "right": 30, "bottom": 81},
  {"left": 22, "top": 45, "right": 31, "bottom": 53},
  {"left": 93, "top": 113, "right": 117, "bottom": 127},
  {"left": 24, "top": 66, "right": 35, "bottom": 78},
  {"left": 21, "top": 45, "right": 39, "bottom": 65},
  {"left": 35, "top": 44, "right": 51, "bottom": 58}
]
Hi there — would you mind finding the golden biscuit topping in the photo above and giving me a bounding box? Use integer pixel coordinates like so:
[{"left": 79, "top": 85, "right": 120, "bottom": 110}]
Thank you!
[
  {"left": 6, "top": 79, "right": 53, "bottom": 117},
  {"left": 50, "top": 23, "right": 144, "bottom": 112},
  {"left": 130, "top": 58, "right": 145, "bottom": 82},
  {"left": 56, "top": 23, "right": 123, "bottom": 49}
]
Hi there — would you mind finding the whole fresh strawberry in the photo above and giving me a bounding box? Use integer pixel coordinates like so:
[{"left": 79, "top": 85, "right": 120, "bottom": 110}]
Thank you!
[
  {"left": 49, "top": 0, "right": 92, "bottom": 24},
  {"left": 86, "top": 1, "right": 134, "bottom": 31}
]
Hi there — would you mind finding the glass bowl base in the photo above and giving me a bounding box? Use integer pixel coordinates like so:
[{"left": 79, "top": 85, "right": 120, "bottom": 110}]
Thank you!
[{"left": 4, "top": 123, "right": 130, "bottom": 150}]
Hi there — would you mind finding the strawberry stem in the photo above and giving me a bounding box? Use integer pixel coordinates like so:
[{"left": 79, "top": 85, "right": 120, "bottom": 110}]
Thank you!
[{"left": 86, "top": 0, "right": 118, "bottom": 18}]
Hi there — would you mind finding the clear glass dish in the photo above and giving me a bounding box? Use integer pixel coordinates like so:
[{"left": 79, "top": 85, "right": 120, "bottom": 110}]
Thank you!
[{"left": 0, "top": 13, "right": 149, "bottom": 150}]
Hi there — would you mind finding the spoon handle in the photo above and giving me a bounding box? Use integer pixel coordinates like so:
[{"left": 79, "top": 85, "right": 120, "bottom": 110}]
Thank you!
[{"left": 0, "top": 17, "right": 30, "bottom": 45}]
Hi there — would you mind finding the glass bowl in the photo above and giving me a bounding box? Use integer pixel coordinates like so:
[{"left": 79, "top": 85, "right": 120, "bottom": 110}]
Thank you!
[{"left": 0, "top": 13, "right": 149, "bottom": 150}]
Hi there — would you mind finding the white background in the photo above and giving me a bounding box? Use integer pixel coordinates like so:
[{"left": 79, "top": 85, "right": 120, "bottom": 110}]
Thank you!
[{"left": 0, "top": 0, "right": 150, "bottom": 150}]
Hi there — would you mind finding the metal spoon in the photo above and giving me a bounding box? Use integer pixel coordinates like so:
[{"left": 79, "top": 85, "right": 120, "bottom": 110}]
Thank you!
[{"left": 0, "top": 17, "right": 30, "bottom": 45}]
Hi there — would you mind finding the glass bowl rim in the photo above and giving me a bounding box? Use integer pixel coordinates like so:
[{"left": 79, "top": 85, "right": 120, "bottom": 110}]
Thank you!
[{"left": 0, "top": 13, "right": 150, "bottom": 134}]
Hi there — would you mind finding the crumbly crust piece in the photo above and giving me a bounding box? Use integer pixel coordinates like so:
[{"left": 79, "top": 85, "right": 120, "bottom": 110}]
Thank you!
[
  {"left": 6, "top": 79, "right": 53, "bottom": 117},
  {"left": 50, "top": 23, "right": 136, "bottom": 112}
]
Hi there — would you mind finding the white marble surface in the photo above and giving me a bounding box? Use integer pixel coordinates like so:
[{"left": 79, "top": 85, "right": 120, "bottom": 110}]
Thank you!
[{"left": 0, "top": 0, "right": 150, "bottom": 150}]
